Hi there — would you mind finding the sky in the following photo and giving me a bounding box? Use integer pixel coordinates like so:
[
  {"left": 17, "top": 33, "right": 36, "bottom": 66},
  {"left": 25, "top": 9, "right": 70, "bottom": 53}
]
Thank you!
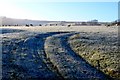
[{"left": 0, "top": 0, "right": 119, "bottom": 22}]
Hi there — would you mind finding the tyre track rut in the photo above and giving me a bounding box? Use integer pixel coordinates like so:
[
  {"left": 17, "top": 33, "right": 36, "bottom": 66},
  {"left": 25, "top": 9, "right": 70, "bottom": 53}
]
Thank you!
[{"left": 44, "top": 32, "right": 111, "bottom": 80}]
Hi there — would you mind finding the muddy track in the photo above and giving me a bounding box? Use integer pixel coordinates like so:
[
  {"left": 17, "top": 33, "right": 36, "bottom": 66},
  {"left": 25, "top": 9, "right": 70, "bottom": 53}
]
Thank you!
[{"left": 2, "top": 31, "right": 112, "bottom": 80}]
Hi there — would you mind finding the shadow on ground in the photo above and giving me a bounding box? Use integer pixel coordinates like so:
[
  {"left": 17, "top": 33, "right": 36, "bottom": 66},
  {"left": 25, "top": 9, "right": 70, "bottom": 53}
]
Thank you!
[{"left": 1, "top": 28, "right": 26, "bottom": 34}]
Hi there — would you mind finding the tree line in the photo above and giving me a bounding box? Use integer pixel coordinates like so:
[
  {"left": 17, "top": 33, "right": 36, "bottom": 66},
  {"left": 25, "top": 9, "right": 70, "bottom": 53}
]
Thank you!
[{"left": 1, "top": 24, "right": 42, "bottom": 27}]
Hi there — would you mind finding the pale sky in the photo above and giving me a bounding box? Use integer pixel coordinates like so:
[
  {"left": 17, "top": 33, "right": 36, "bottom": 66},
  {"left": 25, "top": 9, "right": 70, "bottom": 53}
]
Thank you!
[{"left": 0, "top": 0, "right": 119, "bottom": 22}]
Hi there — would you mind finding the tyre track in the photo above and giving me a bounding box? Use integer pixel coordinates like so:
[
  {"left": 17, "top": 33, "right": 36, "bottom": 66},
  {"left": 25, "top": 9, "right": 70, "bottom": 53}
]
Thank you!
[
  {"left": 2, "top": 31, "right": 112, "bottom": 80},
  {"left": 44, "top": 32, "right": 111, "bottom": 80},
  {"left": 2, "top": 32, "right": 68, "bottom": 79}
]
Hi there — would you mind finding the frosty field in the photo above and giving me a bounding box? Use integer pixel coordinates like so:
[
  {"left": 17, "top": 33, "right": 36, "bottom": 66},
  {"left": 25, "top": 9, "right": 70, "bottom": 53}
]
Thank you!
[{"left": 0, "top": 26, "right": 119, "bottom": 79}]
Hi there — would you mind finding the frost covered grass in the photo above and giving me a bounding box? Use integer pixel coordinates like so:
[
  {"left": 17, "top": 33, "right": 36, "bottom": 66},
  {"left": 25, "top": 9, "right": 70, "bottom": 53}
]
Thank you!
[
  {"left": 1, "top": 26, "right": 118, "bottom": 79},
  {"left": 69, "top": 31, "right": 120, "bottom": 79}
]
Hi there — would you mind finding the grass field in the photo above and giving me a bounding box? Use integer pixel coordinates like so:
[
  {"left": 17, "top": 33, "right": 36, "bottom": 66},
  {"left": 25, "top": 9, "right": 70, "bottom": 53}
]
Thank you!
[{"left": 1, "top": 26, "right": 119, "bottom": 79}]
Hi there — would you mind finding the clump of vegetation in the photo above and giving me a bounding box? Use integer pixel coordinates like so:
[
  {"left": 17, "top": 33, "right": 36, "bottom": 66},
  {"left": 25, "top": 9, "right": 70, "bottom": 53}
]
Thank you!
[{"left": 69, "top": 34, "right": 80, "bottom": 40}]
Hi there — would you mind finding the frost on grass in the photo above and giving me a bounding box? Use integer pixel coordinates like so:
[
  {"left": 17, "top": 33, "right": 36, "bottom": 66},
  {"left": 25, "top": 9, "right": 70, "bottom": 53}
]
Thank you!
[{"left": 69, "top": 32, "right": 120, "bottom": 79}]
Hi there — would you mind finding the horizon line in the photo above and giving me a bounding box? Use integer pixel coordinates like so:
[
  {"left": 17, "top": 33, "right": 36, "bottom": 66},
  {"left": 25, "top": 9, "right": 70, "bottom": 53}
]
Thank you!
[{"left": 0, "top": 16, "right": 114, "bottom": 22}]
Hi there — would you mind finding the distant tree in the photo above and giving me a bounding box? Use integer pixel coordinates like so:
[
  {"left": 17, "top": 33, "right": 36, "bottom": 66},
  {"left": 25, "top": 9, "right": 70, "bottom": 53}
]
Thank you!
[
  {"left": 30, "top": 24, "right": 33, "bottom": 26},
  {"left": 16, "top": 24, "right": 18, "bottom": 26},
  {"left": 67, "top": 24, "right": 71, "bottom": 27},
  {"left": 112, "top": 21, "right": 120, "bottom": 26},
  {"left": 39, "top": 24, "right": 42, "bottom": 26},
  {"left": 106, "top": 24, "right": 110, "bottom": 27},
  {"left": 81, "top": 22, "right": 87, "bottom": 25},
  {"left": 118, "top": 22, "right": 120, "bottom": 26},
  {"left": 50, "top": 24, "right": 52, "bottom": 26},
  {"left": 26, "top": 24, "right": 29, "bottom": 27},
  {"left": 15, "top": 25, "right": 18, "bottom": 26}
]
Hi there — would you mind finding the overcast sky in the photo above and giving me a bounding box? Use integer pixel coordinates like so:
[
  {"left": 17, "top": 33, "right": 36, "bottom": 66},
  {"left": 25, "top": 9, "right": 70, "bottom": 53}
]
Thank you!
[{"left": 0, "top": 0, "right": 119, "bottom": 22}]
